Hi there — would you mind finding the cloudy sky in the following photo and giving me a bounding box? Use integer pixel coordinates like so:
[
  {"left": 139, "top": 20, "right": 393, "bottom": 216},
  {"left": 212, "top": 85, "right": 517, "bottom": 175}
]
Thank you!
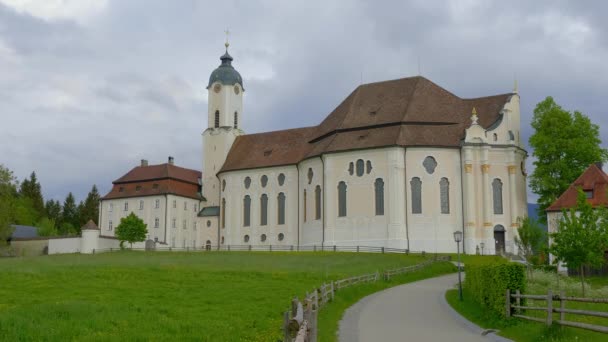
[{"left": 0, "top": 0, "right": 607, "bottom": 204}]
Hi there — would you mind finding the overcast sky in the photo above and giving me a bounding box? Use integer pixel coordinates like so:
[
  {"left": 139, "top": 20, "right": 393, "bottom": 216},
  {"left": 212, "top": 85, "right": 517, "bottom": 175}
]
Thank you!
[{"left": 0, "top": 0, "right": 607, "bottom": 204}]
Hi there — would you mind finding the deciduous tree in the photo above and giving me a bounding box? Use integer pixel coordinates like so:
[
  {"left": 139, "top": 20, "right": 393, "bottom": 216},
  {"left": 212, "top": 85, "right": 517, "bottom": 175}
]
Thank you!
[
  {"left": 115, "top": 212, "right": 147, "bottom": 248},
  {"left": 0, "top": 164, "right": 17, "bottom": 245},
  {"left": 514, "top": 216, "right": 546, "bottom": 278},
  {"left": 550, "top": 189, "right": 608, "bottom": 296},
  {"left": 529, "top": 97, "right": 608, "bottom": 223}
]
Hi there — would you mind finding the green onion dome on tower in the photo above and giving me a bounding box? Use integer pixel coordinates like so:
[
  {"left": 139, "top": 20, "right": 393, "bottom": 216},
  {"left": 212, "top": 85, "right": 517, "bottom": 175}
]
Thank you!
[{"left": 207, "top": 44, "right": 244, "bottom": 90}]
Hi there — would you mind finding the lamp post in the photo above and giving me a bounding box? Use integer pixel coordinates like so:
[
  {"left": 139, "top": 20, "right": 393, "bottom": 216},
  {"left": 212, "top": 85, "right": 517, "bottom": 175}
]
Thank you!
[
  {"left": 453, "top": 230, "right": 463, "bottom": 301},
  {"left": 480, "top": 242, "right": 485, "bottom": 256}
]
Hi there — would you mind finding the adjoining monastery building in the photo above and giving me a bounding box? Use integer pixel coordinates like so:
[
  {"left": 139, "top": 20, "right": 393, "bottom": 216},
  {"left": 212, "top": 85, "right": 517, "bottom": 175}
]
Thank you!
[{"left": 100, "top": 45, "right": 528, "bottom": 254}]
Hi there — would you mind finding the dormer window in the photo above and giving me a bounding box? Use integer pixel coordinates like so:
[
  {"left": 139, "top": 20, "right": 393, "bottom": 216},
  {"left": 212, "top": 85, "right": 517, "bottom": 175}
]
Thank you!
[
  {"left": 135, "top": 185, "right": 142, "bottom": 191},
  {"left": 585, "top": 190, "right": 594, "bottom": 199},
  {"left": 119, "top": 187, "right": 124, "bottom": 192}
]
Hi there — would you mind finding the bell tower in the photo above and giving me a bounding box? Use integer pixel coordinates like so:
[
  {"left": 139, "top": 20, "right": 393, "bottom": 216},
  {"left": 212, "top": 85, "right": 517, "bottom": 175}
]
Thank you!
[{"left": 202, "top": 41, "right": 244, "bottom": 207}]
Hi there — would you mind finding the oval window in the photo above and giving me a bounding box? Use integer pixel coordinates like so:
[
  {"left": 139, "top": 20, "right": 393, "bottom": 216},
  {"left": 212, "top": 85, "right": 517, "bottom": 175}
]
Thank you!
[
  {"left": 261, "top": 234, "right": 267, "bottom": 242},
  {"left": 278, "top": 173, "right": 285, "bottom": 186},
  {"left": 423, "top": 156, "right": 437, "bottom": 174},
  {"left": 244, "top": 177, "right": 251, "bottom": 189},
  {"left": 278, "top": 233, "right": 284, "bottom": 241},
  {"left": 261, "top": 175, "right": 268, "bottom": 188},
  {"left": 244, "top": 235, "right": 250, "bottom": 243},
  {"left": 356, "top": 159, "right": 364, "bottom": 177}
]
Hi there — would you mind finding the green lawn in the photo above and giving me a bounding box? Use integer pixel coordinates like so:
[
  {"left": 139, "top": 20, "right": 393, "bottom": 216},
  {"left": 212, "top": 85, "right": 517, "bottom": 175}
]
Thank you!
[{"left": 0, "top": 251, "right": 435, "bottom": 341}]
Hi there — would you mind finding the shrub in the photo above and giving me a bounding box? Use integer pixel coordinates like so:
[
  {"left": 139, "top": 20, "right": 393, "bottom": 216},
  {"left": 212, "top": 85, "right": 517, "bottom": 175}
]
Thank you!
[{"left": 465, "top": 262, "right": 526, "bottom": 318}]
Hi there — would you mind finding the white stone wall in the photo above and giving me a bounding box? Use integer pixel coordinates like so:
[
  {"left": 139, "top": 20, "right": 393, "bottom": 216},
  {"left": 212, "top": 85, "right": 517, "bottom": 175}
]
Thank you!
[
  {"left": 299, "top": 157, "right": 324, "bottom": 246},
  {"left": 219, "top": 166, "right": 298, "bottom": 246},
  {"left": 48, "top": 237, "right": 81, "bottom": 254},
  {"left": 547, "top": 211, "right": 567, "bottom": 272},
  {"left": 405, "top": 147, "right": 463, "bottom": 253}
]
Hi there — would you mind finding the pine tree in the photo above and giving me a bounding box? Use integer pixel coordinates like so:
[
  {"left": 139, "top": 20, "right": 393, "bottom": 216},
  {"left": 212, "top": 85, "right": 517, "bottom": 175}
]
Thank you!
[
  {"left": 60, "top": 192, "right": 78, "bottom": 235},
  {"left": 79, "top": 185, "right": 100, "bottom": 226},
  {"left": 45, "top": 199, "right": 62, "bottom": 224},
  {"left": 18, "top": 172, "right": 44, "bottom": 220},
  {"left": 0, "top": 164, "right": 18, "bottom": 245}
]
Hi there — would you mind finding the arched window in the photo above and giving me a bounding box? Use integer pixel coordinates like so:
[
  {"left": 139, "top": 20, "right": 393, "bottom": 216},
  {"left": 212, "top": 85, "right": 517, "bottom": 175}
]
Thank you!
[
  {"left": 307, "top": 168, "right": 313, "bottom": 184},
  {"left": 221, "top": 198, "right": 226, "bottom": 228},
  {"left": 222, "top": 179, "right": 226, "bottom": 192},
  {"left": 348, "top": 162, "right": 354, "bottom": 175},
  {"left": 440, "top": 178, "right": 450, "bottom": 214},
  {"left": 214, "top": 110, "right": 220, "bottom": 128},
  {"left": 374, "top": 178, "right": 384, "bottom": 215},
  {"left": 338, "top": 181, "right": 347, "bottom": 217},
  {"left": 493, "top": 178, "right": 503, "bottom": 214},
  {"left": 278, "top": 192, "right": 286, "bottom": 225},
  {"left": 243, "top": 195, "right": 251, "bottom": 227},
  {"left": 260, "top": 194, "right": 268, "bottom": 226},
  {"left": 410, "top": 177, "right": 422, "bottom": 214},
  {"left": 356, "top": 159, "right": 364, "bottom": 177},
  {"left": 234, "top": 111, "right": 238, "bottom": 129},
  {"left": 244, "top": 235, "right": 249, "bottom": 243},
  {"left": 303, "top": 190, "right": 307, "bottom": 222},
  {"left": 315, "top": 185, "right": 322, "bottom": 220}
]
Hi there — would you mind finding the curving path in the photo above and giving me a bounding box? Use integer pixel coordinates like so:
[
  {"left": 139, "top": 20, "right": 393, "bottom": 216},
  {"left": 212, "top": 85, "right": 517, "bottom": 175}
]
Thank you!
[{"left": 338, "top": 274, "right": 509, "bottom": 342}]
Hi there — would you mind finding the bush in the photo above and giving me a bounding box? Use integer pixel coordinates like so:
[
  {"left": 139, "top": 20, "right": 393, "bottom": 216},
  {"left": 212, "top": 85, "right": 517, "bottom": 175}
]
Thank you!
[{"left": 465, "top": 262, "right": 526, "bottom": 318}]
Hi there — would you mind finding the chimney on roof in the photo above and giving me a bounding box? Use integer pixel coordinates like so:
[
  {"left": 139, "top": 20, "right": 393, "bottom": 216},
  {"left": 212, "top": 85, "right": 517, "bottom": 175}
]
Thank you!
[
  {"left": 141, "top": 159, "right": 148, "bottom": 167},
  {"left": 168, "top": 156, "right": 174, "bottom": 165}
]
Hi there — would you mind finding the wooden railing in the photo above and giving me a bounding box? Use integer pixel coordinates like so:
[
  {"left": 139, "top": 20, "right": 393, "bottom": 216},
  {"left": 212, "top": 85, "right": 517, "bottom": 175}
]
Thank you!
[
  {"left": 383, "top": 255, "right": 451, "bottom": 280},
  {"left": 93, "top": 244, "right": 430, "bottom": 254},
  {"left": 283, "top": 257, "right": 451, "bottom": 341},
  {"left": 507, "top": 289, "right": 608, "bottom": 334}
]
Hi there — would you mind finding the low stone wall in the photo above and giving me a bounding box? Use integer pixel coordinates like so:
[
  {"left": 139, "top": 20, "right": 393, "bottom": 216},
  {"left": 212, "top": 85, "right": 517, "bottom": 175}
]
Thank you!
[
  {"left": 48, "top": 237, "right": 81, "bottom": 254},
  {"left": 10, "top": 238, "right": 49, "bottom": 256}
]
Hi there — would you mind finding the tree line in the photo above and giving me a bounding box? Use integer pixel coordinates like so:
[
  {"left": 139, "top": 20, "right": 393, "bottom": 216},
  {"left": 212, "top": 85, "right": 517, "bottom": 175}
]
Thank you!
[{"left": 0, "top": 165, "right": 100, "bottom": 242}]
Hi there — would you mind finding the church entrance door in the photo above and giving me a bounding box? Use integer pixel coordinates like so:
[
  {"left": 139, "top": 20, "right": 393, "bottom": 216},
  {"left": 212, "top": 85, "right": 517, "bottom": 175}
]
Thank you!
[{"left": 494, "top": 225, "right": 505, "bottom": 255}]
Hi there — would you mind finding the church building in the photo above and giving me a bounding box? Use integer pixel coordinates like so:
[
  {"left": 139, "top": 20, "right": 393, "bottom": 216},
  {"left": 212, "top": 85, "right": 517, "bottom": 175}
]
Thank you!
[{"left": 100, "top": 44, "right": 528, "bottom": 255}]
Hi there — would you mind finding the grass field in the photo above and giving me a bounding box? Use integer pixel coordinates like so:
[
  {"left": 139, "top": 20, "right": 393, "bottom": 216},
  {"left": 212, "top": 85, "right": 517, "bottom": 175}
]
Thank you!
[{"left": 0, "top": 251, "right": 438, "bottom": 341}]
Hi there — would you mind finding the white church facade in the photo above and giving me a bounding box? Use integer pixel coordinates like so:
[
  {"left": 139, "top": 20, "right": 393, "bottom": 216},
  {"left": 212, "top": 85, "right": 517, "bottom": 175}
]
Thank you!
[{"left": 99, "top": 45, "right": 528, "bottom": 255}]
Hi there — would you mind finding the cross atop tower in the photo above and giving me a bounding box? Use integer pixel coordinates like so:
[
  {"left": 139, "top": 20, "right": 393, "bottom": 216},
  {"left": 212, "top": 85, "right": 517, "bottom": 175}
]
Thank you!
[{"left": 224, "top": 29, "right": 230, "bottom": 50}]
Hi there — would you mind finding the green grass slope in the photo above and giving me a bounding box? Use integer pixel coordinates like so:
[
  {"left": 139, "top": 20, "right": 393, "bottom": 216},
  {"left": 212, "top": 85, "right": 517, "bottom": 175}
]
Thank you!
[{"left": 0, "top": 251, "right": 429, "bottom": 341}]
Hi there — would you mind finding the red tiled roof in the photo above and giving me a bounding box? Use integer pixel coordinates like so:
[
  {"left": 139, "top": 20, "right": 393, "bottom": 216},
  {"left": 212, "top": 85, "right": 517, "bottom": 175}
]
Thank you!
[
  {"left": 113, "top": 163, "right": 200, "bottom": 185},
  {"left": 103, "top": 163, "right": 202, "bottom": 200},
  {"left": 220, "top": 76, "right": 513, "bottom": 172},
  {"left": 546, "top": 164, "right": 608, "bottom": 212}
]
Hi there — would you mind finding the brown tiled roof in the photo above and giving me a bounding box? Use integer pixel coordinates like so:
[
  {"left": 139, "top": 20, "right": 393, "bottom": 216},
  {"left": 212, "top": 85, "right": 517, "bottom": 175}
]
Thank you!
[
  {"left": 546, "top": 164, "right": 608, "bottom": 212},
  {"left": 220, "top": 76, "right": 513, "bottom": 172},
  {"left": 113, "top": 163, "right": 200, "bottom": 185},
  {"left": 81, "top": 220, "right": 99, "bottom": 231},
  {"left": 103, "top": 163, "right": 202, "bottom": 200}
]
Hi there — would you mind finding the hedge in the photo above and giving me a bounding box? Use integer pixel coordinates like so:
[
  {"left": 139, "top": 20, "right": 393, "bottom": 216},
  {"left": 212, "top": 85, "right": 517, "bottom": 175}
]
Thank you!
[{"left": 465, "top": 262, "right": 526, "bottom": 318}]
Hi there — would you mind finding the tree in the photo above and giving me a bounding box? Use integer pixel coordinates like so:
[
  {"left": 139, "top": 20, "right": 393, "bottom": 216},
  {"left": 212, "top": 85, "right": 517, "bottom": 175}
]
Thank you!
[
  {"left": 529, "top": 97, "right": 608, "bottom": 223},
  {"left": 0, "top": 164, "right": 17, "bottom": 246},
  {"left": 19, "top": 172, "right": 44, "bottom": 220},
  {"left": 550, "top": 189, "right": 608, "bottom": 296},
  {"left": 45, "top": 199, "right": 62, "bottom": 225},
  {"left": 60, "top": 192, "right": 78, "bottom": 235},
  {"left": 514, "top": 216, "right": 546, "bottom": 278},
  {"left": 37, "top": 217, "right": 58, "bottom": 237},
  {"left": 115, "top": 212, "right": 147, "bottom": 248},
  {"left": 78, "top": 185, "right": 100, "bottom": 226}
]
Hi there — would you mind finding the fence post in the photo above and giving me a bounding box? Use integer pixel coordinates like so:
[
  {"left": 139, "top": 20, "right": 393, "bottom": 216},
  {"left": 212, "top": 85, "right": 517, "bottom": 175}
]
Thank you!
[
  {"left": 248, "top": 245, "right": 252, "bottom": 251},
  {"left": 381, "top": 247, "right": 385, "bottom": 254},
  {"left": 291, "top": 245, "right": 294, "bottom": 251},
  {"left": 227, "top": 245, "right": 231, "bottom": 251},
  {"left": 333, "top": 245, "right": 336, "bottom": 252},
  {"left": 270, "top": 245, "right": 272, "bottom": 252},
  {"left": 515, "top": 290, "right": 521, "bottom": 314},
  {"left": 283, "top": 311, "right": 290, "bottom": 342},
  {"left": 313, "top": 245, "right": 316, "bottom": 252},
  {"left": 357, "top": 245, "right": 359, "bottom": 253},
  {"left": 331, "top": 281, "right": 335, "bottom": 301},
  {"left": 505, "top": 289, "right": 511, "bottom": 318},
  {"left": 292, "top": 297, "right": 299, "bottom": 316},
  {"left": 560, "top": 291, "right": 565, "bottom": 322},
  {"left": 92, "top": 249, "right": 95, "bottom": 254},
  {"left": 169, "top": 247, "right": 172, "bottom": 252},
  {"left": 547, "top": 289, "right": 553, "bottom": 326},
  {"left": 110, "top": 248, "right": 113, "bottom": 252}
]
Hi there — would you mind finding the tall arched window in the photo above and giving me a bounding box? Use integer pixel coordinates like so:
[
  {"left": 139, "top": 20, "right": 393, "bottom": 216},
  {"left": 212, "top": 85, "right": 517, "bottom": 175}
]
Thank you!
[
  {"left": 214, "top": 110, "right": 220, "bottom": 128},
  {"left": 260, "top": 194, "right": 268, "bottom": 226},
  {"left": 303, "top": 190, "right": 307, "bottom": 222},
  {"left": 315, "top": 185, "right": 322, "bottom": 220},
  {"left": 356, "top": 159, "right": 364, "bottom": 177},
  {"left": 243, "top": 195, "right": 251, "bottom": 227},
  {"left": 278, "top": 192, "right": 286, "bottom": 225},
  {"left": 234, "top": 111, "right": 238, "bottom": 129},
  {"left": 440, "top": 178, "right": 450, "bottom": 214},
  {"left": 221, "top": 198, "right": 226, "bottom": 228},
  {"left": 374, "top": 178, "right": 384, "bottom": 215},
  {"left": 338, "top": 181, "right": 347, "bottom": 217},
  {"left": 410, "top": 177, "right": 422, "bottom": 214},
  {"left": 493, "top": 178, "right": 503, "bottom": 214}
]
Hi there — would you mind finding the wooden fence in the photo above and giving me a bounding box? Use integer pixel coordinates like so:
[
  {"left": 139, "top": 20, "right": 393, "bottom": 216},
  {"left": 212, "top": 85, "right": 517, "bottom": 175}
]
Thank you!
[
  {"left": 283, "top": 257, "right": 451, "bottom": 341},
  {"left": 507, "top": 289, "right": 608, "bottom": 334},
  {"left": 383, "top": 255, "right": 451, "bottom": 280}
]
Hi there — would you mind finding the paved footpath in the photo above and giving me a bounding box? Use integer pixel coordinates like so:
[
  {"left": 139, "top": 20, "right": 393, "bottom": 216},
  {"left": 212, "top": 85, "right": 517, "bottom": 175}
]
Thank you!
[{"left": 338, "top": 274, "right": 508, "bottom": 342}]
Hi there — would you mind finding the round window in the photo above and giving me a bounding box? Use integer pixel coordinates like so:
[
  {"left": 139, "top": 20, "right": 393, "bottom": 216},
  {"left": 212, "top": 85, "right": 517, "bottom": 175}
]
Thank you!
[
  {"left": 244, "top": 177, "right": 251, "bottom": 189},
  {"left": 278, "top": 173, "right": 285, "bottom": 186},
  {"left": 244, "top": 235, "right": 250, "bottom": 243},
  {"left": 278, "top": 233, "right": 284, "bottom": 241},
  {"left": 206, "top": 220, "right": 211, "bottom": 227},
  {"left": 261, "top": 234, "right": 267, "bottom": 242},
  {"left": 261, "top": 175, "right": 268, "bottom": 187}
]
